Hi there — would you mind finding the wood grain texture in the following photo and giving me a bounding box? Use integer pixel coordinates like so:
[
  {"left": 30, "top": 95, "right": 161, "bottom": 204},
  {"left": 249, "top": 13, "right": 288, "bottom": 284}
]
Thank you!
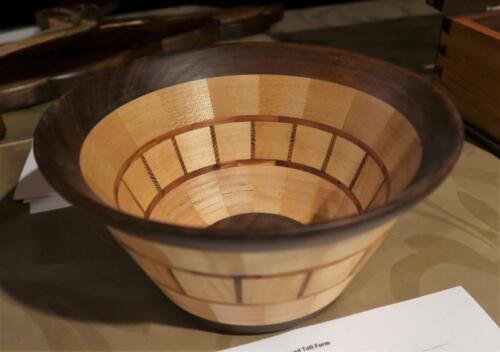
[
  {"left": 77, "top": 73, "right": 439, "bottom": 328},
  {"left": 34, "top": 43, "right": 463, "bottom": 331},
  {"left": 434, "top": 11, "right": 500, "bottom": 142},
  {"left": 0, "top": 5, "right": 283, "bottom": 112},
  {"left": 80, "top": 75, "right": 415, "bottom": 216}
]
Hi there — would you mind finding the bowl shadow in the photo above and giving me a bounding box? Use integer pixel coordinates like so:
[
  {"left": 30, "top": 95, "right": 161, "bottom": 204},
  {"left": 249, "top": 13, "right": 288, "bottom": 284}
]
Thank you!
[{"left": 0, "top": 183, "right": 201, "bottom": 329}]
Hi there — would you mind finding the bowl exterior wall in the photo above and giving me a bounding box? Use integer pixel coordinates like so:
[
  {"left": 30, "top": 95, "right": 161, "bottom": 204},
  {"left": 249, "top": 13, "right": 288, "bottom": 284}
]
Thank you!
[{"left": 108, "top": 219, "right": 395, "bottom": 329}]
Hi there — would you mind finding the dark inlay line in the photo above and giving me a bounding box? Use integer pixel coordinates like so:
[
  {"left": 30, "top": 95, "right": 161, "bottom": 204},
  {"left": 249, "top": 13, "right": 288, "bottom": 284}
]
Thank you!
[
  {"left": 250, "top": 120, "right": 256, "bottom": 159},
  {"left": 287, "top": 123, "right": 298, "bottom": 161},
  {"left": 321, "top": 134, "right": 336, "bottom": 172},
  {"left": 141, "top": 156, "right": 162, "bottom": 192},
  {"left": 349, "top": 153, "right": 368, "bottom": 191},
  {"left": 119, "top": 239, "right": 370, "bottom": 280},
  {"left": 113, "top": 115, "right": 391, "bottom": 207},
  {"left": 366, "top": 180, "right": 386, "bottom": 209},
  {"left": 172, "top": 137, "right": 187, "bottom": 175},
  {"left": 119, "top": 180, "right": 146, "bottom": 214},
  {"left": 158, "top": 268, "right": 356, "bottom": 306},
  {"left": 234, "top": 277, "right": 243, "bottom": 304},
  {"left": 209, "top": 125, "right": 220, "bottom": 164},
  {"left": 297, "top": 272, "right": 312, "bottom": 298},
  {"left": 145, "top": 158, "right": 363, "bottom": 217},
  {"left": 168, "top": 268, "right": 187, "bottom": 295}
]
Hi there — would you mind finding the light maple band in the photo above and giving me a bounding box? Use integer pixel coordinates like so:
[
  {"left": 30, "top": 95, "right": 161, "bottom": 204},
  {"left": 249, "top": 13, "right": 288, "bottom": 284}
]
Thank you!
[
  {"left": 113, "top": 115, "right": 392, "bottom": 221},
  {"left": 109, "top": 220, "right": 393, "bottom": 326}
]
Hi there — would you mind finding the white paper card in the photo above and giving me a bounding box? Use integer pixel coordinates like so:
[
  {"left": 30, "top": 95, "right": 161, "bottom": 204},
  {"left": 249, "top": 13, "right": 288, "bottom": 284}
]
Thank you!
[
  {"left": 14, "top": 148, "right": 55, "bottom": 200},
  {"left": 0, "top": 26, "right": 39, "bottom": 45},
  {"left": 27, "top": 194, "right": 72, "bottom": 214},
  {"left": 222, "top": 287, "right": 500, "bottom": 352},
  {"left": 14, "top": 147, "right": 72, "bottom": 213}
]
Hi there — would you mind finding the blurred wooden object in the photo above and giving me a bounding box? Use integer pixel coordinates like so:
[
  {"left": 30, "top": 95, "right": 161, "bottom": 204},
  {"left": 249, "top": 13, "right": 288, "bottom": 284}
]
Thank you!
[
  {"left": 0, "top": 3, "right": 283, "bottom": 139},
  {"left": 0, "top": 114, "right": 5, "bottom": 139},
  {"left": 0, "top": 17, "right": 218, "bottom": 110},
  {"left": 35, "top": 1, "right": 118, "bottom": 29},
  {"left": 35, "top": 4, "right": 283, "bottom": 40},
  {"left": 433, "top": 10, "right": 500, "bottom": 146},
  {"left": 426, "top": 0, "right": 500, "bottom": 14}
]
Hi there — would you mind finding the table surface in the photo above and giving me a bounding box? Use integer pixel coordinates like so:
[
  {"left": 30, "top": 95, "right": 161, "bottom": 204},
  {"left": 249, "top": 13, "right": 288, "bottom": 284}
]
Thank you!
[{"left": 1, "top": 1, "right": 498, "bottom": 351}]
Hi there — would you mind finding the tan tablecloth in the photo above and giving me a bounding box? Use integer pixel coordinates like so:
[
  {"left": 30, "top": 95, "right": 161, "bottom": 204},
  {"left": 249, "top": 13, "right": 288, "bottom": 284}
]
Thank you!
[
  {"left": 0, "top": 1, "right": 498, "bottom": 350},
  {"left": 1, "top": 141, "right": 498, "bottom": 351}
]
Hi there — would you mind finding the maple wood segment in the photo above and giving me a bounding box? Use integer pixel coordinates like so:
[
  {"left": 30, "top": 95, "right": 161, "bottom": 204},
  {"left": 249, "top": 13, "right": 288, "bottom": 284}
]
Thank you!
[
  {"left": 80, "top": 75, "right": 422, "bottom": 226},
  {"left": 110, "top": 219, "right": 393, "bottom": 326}
]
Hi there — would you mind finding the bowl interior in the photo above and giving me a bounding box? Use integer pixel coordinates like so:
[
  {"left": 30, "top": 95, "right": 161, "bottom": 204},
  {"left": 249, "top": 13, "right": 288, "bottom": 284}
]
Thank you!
[{"left": 79, "top": 74, "right": 422, "bottom": 228}]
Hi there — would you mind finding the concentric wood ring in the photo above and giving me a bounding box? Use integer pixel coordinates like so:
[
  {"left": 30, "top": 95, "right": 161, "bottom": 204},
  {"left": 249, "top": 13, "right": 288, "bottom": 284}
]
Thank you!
[
  {"left": 80, "top": 75, "right": 420, "bottom": 228},
  {"left": 112, "top": 115, "right": 392, "bottom": 224}
]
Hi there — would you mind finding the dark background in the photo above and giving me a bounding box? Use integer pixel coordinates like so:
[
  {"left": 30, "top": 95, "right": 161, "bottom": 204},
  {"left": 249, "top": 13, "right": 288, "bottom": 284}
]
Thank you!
[{"left": 1, "top": 0, "right": 360, "bottom": 29}]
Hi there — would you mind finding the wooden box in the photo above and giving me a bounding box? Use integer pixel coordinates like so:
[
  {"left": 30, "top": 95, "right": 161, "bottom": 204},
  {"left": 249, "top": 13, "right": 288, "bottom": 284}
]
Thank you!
[{"left": 434, "top": 11, "right": 500, "bottom": 142}]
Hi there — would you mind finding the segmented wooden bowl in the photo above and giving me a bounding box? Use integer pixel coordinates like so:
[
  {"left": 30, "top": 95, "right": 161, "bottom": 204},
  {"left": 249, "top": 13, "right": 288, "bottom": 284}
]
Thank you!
[{"left": 34, "top": 43, "right": 463, "bottom": 333}]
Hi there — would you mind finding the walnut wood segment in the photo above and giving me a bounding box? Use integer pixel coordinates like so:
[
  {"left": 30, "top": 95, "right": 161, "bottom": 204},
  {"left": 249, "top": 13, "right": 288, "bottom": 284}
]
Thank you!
[
  {"left": 434, "top": 11, "right": 500, "bottom": 142},
  {"left": 209, "top": 213, "right": 302, "bottom": 231},
  {"left": 34, "top": 43, "right": 463, "bottom": 331}
]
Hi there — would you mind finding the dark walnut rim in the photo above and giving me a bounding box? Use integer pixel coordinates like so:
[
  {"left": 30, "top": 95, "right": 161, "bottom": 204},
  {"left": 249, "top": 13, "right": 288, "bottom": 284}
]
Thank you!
[{"left": 33, "top": 42, "right": 464, "bottom": 251}]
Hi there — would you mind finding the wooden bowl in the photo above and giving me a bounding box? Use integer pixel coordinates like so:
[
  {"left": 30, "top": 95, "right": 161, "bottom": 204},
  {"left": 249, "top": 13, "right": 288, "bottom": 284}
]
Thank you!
[{"left": 34, "top": 43, "right": 463, "bottom": 333}]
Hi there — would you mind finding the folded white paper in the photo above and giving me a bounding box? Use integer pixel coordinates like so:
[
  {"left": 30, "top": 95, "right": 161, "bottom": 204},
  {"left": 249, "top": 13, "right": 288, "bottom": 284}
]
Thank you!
[
  {"left": 14, "top": 147, "right": 72, "bottom": 214},
  {"left": 27, "top": 194, "right": 72, "bottom": 214},
  {"left": 0, "top": 26, "right": 39, "bottom": 45},
  {"left": 222, "top": 287, "right": 500, "bottom": 352}
]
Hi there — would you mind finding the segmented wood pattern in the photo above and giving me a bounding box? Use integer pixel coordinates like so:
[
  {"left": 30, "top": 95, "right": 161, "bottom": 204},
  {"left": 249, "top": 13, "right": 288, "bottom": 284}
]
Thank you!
[
  {"left": 80, "top": 74, "right": 422, "bottom": 328},
  {"left": 110, "top": 218, "right": 394, "bottom": 326}
]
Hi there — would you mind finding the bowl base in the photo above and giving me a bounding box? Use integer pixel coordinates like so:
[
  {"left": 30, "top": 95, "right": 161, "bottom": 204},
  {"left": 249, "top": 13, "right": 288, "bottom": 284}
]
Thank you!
[
  {"left": 194, "top": 306, "right": 327, "bottom": 335},
  {"left": 209, "top": 213, "right": 303, "bottom": 231}
]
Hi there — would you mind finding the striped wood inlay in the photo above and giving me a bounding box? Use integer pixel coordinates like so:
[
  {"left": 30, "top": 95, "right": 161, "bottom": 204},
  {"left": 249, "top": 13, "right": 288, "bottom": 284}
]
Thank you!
[
  {"left": 140, "top": 156, "right": 162, "bottom": 192},
  {"left": 143, "top": 159, "right": 363, "bottom": 218},
  {"left": 113, "top": 116, "right": 391, "bottom": 223},
  {"left": 118, "top": 237, "right": 374, "bottom": 281},
  {"left": 172, "top": 137, "right": 188, "bottom": 175},
  {"left": 156, "top": 265, "right": 358, "bottom": 306}
]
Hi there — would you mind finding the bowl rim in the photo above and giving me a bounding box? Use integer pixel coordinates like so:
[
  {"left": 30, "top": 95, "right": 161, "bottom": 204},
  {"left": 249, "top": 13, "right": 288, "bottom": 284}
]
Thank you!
[{"left": 33, "top": 42, "right": 464, "bottom": 251}]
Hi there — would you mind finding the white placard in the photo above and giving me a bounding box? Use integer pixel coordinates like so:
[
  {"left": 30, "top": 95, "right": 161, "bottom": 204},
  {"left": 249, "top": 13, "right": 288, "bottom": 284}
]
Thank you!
[{"left": 222, "top": 287, "right": 500, "bottom": 352}]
